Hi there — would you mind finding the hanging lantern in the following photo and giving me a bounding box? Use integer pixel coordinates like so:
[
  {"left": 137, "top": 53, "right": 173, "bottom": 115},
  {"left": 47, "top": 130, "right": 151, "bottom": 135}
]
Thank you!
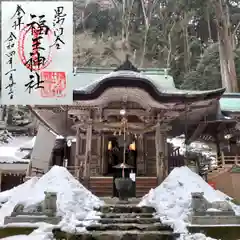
[
  {"left": 129, "top": 141, "right": 136, "bottom": 151},
  {"left": 108, "top": 141, "right": 112, "bottom": 150}
]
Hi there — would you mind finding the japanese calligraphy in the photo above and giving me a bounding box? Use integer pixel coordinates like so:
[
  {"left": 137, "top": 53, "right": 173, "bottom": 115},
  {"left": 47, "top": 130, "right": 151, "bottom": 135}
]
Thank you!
[
  {"left": 25, "top": 72, "right": 44, "bottom": 94},
  {"left": 11, "top": 4, "right": 25, "bottom": 30},
  {"left": 24, "top": 14, "right": 52, "bottom": 93},
  {"left": 4, "top": 32, "right": 17, "bottom": 100},
  {"left": 51, "top": 6, "right": 66, "bottom": 49},
  {"left": 25, "top": 14, "right": 50, "bottom": 72},
  {"left": 2, "top": 1, "right": 73, "bottom": 105}
]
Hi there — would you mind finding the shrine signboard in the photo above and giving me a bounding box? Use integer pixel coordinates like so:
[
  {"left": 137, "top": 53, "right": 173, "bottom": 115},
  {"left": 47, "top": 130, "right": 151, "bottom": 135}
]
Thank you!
[{"left": 1, "top": 1, "right": 73, "bottom": 105}]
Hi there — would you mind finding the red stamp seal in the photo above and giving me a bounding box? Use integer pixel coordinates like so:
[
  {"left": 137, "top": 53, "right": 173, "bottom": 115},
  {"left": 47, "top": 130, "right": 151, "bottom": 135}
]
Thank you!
[
  {"left": 40, "top": 71, "right": 66, "bottom": 98},
  {"left": 18, "top": 25, "right": 53, "bottom": 71}
]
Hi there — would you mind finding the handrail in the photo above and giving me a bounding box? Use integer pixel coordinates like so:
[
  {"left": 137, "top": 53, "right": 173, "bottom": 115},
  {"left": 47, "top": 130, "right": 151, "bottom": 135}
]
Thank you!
[{"left": 215, "top": 154, "right": 240, "bottom": 169}]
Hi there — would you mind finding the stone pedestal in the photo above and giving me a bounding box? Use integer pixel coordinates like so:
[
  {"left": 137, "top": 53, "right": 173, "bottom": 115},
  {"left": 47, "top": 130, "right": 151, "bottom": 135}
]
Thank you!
[
  {"left": 115, "top": 178, "right": 132, "bottom": 203},
  {"left": 4, "top": 191, "right": 61, "bottom": 225}
]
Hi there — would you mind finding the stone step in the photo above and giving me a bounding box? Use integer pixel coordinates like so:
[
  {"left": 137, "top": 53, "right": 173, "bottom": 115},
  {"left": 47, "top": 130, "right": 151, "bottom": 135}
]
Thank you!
[
  {"left": 99, "top": 205, "right": 155, "bottom": 214},
  {"left": 101, "top": 212, "right": 154, "bottom": 219},
  {"left": 86, "top": 223, "right": 173, "bottom": 231},
  {"left": 100, "top": 217, "right": 159, "bottom": 224},
  {"left": 54, "top": 230, "right": 180, "bottom": 240},
  {"left": 87, "top": 231, "right": 179, "bottom": 240}
]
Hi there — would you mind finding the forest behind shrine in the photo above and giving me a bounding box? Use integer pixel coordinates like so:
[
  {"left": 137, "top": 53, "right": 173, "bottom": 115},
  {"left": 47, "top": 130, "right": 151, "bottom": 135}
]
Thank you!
[
  {"left": 1, "top": 0, "right": 240, "bottom": 92},
  {"left": 73, "top": 0, "right": 240, "bottom": 92}
]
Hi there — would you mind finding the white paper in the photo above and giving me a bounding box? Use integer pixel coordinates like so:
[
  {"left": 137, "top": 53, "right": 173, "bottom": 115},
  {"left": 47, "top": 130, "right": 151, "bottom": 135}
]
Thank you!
[
  {"left": 130, "top": 173, "right": 136, "bottom": 182},
  {"left": 1, "top": 1, "right": 73, "bottom": 105}
]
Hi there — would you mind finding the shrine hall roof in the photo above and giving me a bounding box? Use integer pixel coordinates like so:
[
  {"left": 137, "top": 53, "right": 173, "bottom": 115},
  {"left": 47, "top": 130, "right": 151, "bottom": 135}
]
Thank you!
[
  {"left": 73, "top": 68, "right": 176, "bottom": 91},
  {"left": 72, "top": 66, "right": 225, "bottom": 103}
]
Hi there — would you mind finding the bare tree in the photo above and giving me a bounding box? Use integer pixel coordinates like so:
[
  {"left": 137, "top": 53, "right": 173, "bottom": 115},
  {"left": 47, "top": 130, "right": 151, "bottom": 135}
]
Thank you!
[{"left": 211, "top": 0, "right": 238, "bottom": 92}]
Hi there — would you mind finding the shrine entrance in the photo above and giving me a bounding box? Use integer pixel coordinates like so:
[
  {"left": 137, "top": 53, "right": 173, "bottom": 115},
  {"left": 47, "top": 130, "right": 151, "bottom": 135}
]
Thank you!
[
  {"left": 106, "top": 135, "right": 137, "bottom": 197},
  {"left": 106, "top": 136, "right": 137, "bottom": 175}
]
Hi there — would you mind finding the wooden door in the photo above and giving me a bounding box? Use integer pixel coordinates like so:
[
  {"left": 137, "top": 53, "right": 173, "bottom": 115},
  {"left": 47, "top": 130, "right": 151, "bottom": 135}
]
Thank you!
[
  {"left": 90, "top": 136, "right": 101, "bottom": 176},
  {"left": 144, "top": 136, "right": 156, "bottom": 176},
  {"left": 77, "top": 135, "right": 102, "bottom": 177}
]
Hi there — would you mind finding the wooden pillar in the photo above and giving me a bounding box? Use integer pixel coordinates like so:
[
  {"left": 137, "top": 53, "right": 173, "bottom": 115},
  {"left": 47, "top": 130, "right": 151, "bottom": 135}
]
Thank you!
[
  {"left": 97, "top": 134, "right": 101, "bottom": 175},
  {"left": 75, "top": 127, "right": 80, "bottom": 177},
  {"left": 221, "top": 151, "right": 225, "bottom": 167},
  {"left": 83, "top": 121, "right": 92, "bottom": 179},
  {"left": 155, "top": 123, "right": 168, "bottom": 184},
  {"left": 101, "top": 134, "right": 106, "bottom": 175},
  {"left": 163, "top": 135, "right": 168, "bottom": 178},
  {"left": 215, "top": 133, "right": 221, "bottom": 166},
  {"left": 137, "top": 134, "right": 145, "bottom": 175}
]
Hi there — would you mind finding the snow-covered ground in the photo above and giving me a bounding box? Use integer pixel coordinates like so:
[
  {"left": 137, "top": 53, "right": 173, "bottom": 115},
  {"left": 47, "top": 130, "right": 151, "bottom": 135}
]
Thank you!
[
  {"left": 0, "top": 135, "right": 234, "bottom": 240},
  {"left": 139, "top": 166, "right": 240, "bottom": 239},
  {"left": 0, "top": 166, "right": 104, "bottom": 233}
]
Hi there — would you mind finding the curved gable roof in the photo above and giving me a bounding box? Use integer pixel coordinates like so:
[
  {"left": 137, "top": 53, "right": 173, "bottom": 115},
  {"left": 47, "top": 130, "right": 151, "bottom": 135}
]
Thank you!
[{"left": 73, "top": 70, "right": 225, "bottom": 103}]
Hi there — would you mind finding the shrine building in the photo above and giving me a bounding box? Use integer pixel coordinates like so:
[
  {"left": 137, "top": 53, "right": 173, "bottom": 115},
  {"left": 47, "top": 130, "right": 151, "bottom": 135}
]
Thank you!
[{"left": 30, "top": 59, "right": 236, "bottom": 197}]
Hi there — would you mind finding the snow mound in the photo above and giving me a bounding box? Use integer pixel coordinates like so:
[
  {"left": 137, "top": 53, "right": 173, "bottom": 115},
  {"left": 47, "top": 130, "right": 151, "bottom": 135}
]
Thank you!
[
  {"left": 0, "top": 166, "right": 103, "bottom": 230},
  {"left": 0, "top": 176, "right": 38, "bottom": 207},
  {"left": 139, "top": 166, "right": 240, "bottom": 233}
]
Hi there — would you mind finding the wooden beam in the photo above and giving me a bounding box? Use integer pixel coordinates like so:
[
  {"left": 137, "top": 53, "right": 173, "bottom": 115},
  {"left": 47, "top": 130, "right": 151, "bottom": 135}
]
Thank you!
[
  {"left": 143, "top": 123, "right": 172, "bottom": 133},
  {"left": 186, "top": 122, "right": 208, "bottom": 145},
  {"left": 68, "top": 109, "right": 90, "bottom": 116},
  {"left": 217, "top": 121, "right": 226, "bottom": 132},
  {"left": 103, "top": 109, "right": 149, "bottom": 118}
]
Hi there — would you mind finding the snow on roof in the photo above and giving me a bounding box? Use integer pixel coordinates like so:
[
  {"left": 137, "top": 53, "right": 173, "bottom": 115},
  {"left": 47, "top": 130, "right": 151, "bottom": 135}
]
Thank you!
[
  {"left": 19, "top": 137, "right": 36, "bottom": 150},
  {"left": 0, "top": 137, "right": 34, "bottom": 164},
  {"left": 0, "top": 150, "right": 29, "bottom": 163},
  {"left": 0, "top": 166, "right": 103, "bottom": 231},
  {"left": 139, "top": 166, "right": 240, "bottom": 234}
]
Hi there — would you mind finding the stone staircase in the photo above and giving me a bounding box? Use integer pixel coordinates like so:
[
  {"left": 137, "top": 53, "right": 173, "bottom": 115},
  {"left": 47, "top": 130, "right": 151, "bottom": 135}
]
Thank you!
[{"left": 83, "top": 204, "right": 179, "bottom": 240}]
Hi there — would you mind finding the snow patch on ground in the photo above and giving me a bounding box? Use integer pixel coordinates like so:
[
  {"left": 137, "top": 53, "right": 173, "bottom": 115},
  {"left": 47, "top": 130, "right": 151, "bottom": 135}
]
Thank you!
[
  {"left": 0, "top": 166, "right": 104, "bottom": 232},
  {"left": 139, "top": 166, "right": 240, "bottom": 235}
]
